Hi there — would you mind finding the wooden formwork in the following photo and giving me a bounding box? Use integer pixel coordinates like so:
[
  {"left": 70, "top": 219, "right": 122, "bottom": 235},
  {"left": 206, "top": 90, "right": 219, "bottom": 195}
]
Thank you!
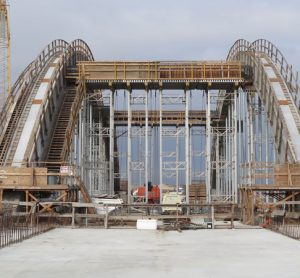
[
  {"left": 189, "top": 183, "right": 206, "bottom": 204},
  {"left": 0, "top": 166, "right": 76, "bottom": 213},
  {"left": 240, "top": 163, "right": 300, "bottom": 225}
]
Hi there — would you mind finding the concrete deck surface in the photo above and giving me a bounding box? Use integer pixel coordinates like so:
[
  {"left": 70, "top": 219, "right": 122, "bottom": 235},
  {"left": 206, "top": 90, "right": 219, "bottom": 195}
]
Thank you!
[{"left": 0, "top": 228, "right": 300, "bottom": 278}]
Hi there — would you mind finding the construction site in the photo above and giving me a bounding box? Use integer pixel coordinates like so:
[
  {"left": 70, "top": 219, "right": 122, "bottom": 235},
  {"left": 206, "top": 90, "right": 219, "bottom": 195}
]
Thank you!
[{"left": 1, "top": 1, "right": 300, "bottom": 277}]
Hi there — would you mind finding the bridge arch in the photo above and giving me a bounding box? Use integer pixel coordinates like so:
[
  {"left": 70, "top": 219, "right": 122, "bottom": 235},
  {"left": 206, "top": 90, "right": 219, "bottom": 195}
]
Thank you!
[
  {"left": 227, "top": 38, "right": 300, "bottom": 163},
  {"left": 0, "top": 39, "right": 94, "bottom": 167},
  {"left": 1, "top": 38, "right": 300, "bottom": 208}
]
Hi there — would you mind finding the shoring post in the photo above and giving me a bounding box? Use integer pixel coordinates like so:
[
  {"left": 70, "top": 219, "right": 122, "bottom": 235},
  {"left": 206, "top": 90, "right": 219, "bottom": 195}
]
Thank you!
[
  {"left": 206, "top": 90, "right": 211, "bottom": 203},
  {"left": 233, "top": 89, "right": 238, "bottom": 202},
  {"left": 145, "top": 86, "right": 149, "bottom": 203},
  {"left": 216, "top": 129, "right": 220, "bottom": 196},
  {"left": 159, "top": 87, "right": 163, "bottom": 204},
  {"left": 127, "top": 86, "right": 132, "bottom": 204},
  {"left": 109, "top": 89, "right": 115, "bottom": 195},
  {"left": 185, "top": 87, "right": 190, "bottom": 205},
  {"left": 176, "top": 126, "right": 179, "bottom": 192}
]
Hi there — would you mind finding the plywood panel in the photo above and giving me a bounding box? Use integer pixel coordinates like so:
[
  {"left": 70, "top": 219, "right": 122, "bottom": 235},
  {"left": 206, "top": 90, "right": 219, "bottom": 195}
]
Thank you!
[{"left": 0, "top": 167, "right": 48, "bottom": 187}]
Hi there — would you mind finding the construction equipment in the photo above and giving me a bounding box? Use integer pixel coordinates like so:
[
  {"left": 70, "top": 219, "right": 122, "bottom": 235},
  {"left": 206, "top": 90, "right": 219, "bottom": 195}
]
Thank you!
[
  {"left": 0, "top": 0, "right": 10, "bottom": 109},
  {"left": 162, "top": 192, "right": 182, "bottom": 214},
  {"left": 132, "top": 183, "right": 160, "bottom": 204}
]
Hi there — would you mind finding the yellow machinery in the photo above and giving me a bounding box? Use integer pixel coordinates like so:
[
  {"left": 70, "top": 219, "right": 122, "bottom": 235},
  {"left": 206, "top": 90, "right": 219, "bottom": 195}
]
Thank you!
[
  {"left": 162, "top": 192, "right": 182, "bottom": 214},
  {"left": 0, "top": 0, "right": 11, "bottom": 108}
]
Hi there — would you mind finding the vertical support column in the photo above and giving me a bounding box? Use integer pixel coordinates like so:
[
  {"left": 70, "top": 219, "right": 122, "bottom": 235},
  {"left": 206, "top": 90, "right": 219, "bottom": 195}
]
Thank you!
[
  {"left": 145, "top": 88, "right": 149, "bottom": 203},
  {"left": 206, "top": 90, "right": 211, "bottom": 203},
  {"left": 238, "top": 89, "right": 242, "bottom": 189},
  {"left": 246, "top": 94, "right": 251, "bottom": 185},
  {"left": 109, "top": 90, "right": 115, "bottom": 195},
  {"left": 265, "top": 110, "right": 269, "bottom": 185},
  {"left": 139, "top": 129, "right": 142, "bottom": 186},
  {"left": 176, "top": 126, "right": 179, "bottom": 193},
  {"left": 185, "top": 89, "right": 190, "bottom": 205},
  {"left": 89, "top": 104, "right": 93, "bottom": 195},
  {"left": 159, "top": 89, "right": 163, "bottom": 204},
  {"left": 189, "top": 127, "right": 192, "bottom": 195},
  {"left": 216, "top": 130, "right": 220, "bottom": 196},
  {"left": 80, "top": 100, "right": 86, "bottom": 187},
  {"left": 249, "top": 96, "right": 255, "bottom": 186},
  {"left": 127, "top": 89, "right": 132, "bottom": 204},
  {"left": 228, "top": 104, "right": 232, "bottom": 199},
  {"left": 79, "top": 107, "right": 83, "bottom": 178},
  {"left": 233, "top": 89, "right": 238, "bottom": 203},
  {"left": 225, "top": 117, "right": 229, "bottom": 197}
]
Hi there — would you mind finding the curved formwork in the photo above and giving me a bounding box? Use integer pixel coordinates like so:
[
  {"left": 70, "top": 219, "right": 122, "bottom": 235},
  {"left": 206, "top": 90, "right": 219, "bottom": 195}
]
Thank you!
[
  {"left": 0, "top": 39, "right": 93, "bottom": 167},
  {"left": 0, "top": 39, "right": 95, "bottom": 209},
  {"left": 227, "top": 39, "right": 300, "bottom": 163}
]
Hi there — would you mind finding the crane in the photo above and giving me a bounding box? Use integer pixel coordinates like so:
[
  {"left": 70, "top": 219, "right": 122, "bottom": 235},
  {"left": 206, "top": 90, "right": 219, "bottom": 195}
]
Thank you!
[{"left": 0, "top": 0, "right": 10, "bottom": 110}]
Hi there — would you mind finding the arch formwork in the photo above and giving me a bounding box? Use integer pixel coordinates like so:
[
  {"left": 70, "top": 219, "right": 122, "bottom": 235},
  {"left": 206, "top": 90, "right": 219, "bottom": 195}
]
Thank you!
[
  {"left": 227, "top": 39, "right": 300, "bottom": 163},
  {"left": 0, "top": 39, "right": 97, "bottom": 210},
  {"left": 225, "top": 39, "right": 300, "bottom": 224},
  {"left": 0, "top": 38, "right": 300, "bottom": 222}
]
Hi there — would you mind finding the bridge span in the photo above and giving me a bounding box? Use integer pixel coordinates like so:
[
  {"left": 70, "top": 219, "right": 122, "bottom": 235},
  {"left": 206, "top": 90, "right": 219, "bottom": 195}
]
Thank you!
[{"left": 0, "top": 38, "right": 300, "bottom": 225}]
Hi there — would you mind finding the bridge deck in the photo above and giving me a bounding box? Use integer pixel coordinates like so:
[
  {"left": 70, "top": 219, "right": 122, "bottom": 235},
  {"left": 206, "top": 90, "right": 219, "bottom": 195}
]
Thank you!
[{"left": 76, "top": 61, "right": 244, "bottom": 90}]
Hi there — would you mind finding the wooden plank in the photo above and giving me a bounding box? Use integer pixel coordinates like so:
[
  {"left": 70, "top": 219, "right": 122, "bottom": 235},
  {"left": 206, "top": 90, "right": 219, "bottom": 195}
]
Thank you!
[
  {"left": 0, "top": 185, "right": 69, "bottom": 190},
  {"left": 0, "top": 167, "right": 48, "bottom": 187}
]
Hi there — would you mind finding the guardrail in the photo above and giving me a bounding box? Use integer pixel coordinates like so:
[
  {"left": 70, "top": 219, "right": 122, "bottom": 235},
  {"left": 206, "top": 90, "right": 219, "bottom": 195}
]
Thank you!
[
  {"left": 0, "top": 40, "right": 68, "bottom": 135},
  {"left": 78, "top": 61, "right": 243, "bottom": 81},
  {"left": 227, "top": 39, "right": 300, "bottom": 108},
  {"left": 2, "top": 202, "right": 237, "bottom": 230}
]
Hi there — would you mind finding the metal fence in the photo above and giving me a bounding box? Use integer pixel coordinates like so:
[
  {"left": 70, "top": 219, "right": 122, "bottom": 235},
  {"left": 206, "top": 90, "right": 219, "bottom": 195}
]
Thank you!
[{"left": 0, "top": 209, "right": 55, "bottom": 249}]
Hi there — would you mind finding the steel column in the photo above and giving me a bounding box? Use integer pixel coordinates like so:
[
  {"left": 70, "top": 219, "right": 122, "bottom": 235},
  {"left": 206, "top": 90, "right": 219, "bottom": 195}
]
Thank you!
[
  {"left": 127, "top": 90, "right": 132, "bottom": 204},
  {"left": 145, "top": 89, "right": 149, "bottom": 203},
  {"left": 233, "top": 90, "right": 238, "bottom": 202},
  {"left": 109, "top": 90, "right": 114, "bottom": 195},
  {"left": 206, "top": 90, "right": 211, "bottom": 203},
  {"left": 185, "top": 90, "right": 190, "bottom": 204},
  {"left": 159, "top": 89, "right": 163, "bottom": 203}
]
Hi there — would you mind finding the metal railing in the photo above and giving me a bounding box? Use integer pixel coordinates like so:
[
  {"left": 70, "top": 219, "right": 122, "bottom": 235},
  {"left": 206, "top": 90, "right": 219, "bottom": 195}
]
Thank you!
[
  {"left": 227, "top": 38, "right": 300, "bottom": 107},
  {"left": 78, "top": 61, "right": 243, "bottom": 81},
  {"left": 0, "top": 40, "right": 68, "bottom": 147}
]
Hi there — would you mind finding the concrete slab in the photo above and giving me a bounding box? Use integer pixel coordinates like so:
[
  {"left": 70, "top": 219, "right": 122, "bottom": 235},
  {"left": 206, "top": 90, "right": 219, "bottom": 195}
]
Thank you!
[{"left": 0, "top": 228, "right": 300, "bottom": 278}]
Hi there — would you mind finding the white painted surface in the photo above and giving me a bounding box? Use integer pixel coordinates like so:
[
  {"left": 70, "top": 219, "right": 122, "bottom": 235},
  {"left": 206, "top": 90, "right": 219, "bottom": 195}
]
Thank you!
[
  {"left": 264, "top": 66, "right": 277, "bottom": 79},
  {"left": 260, "top": 57, "right": 268, "bottom": 65},
  {"left": 34, "top": 82, "right": 48, "bottom": 100},
  {"left": 0, "top": 228, "right": 300, "bottom": 278},
  {"left": 12, "top": 105, "right": 41, "bottom": 166},
  {"left": 136, "top": 219, "right": 158, "bottom": 230},
  {"left": 44, "top": 67, "right": 55, "bottom": 80},
  {"left": 271, "top": 82, "right": 286, "bottom": 101},
  {"left": 281, "top": 105, "right": 300, "bottom": 160},
  {"left": 12, "top": 80, "right": 51, "bottom": 165}
]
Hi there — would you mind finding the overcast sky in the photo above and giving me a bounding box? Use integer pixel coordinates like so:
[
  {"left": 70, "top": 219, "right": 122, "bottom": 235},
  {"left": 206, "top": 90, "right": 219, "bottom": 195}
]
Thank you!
[{"left": 9, "top": 0, "right": 300, "bottom": 81}]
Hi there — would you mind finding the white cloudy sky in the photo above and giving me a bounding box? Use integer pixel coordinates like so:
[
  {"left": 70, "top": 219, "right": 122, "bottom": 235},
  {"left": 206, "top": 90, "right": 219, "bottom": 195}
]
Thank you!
[{"left": 9, "top": 0, "right": 300, "bottom": 81}]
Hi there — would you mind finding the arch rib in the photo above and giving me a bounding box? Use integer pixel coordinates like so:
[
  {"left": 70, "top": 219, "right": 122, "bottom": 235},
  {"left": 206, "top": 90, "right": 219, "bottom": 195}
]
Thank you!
[{"left": 227, "top": 38, "right": 300, "bottom": 163}]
